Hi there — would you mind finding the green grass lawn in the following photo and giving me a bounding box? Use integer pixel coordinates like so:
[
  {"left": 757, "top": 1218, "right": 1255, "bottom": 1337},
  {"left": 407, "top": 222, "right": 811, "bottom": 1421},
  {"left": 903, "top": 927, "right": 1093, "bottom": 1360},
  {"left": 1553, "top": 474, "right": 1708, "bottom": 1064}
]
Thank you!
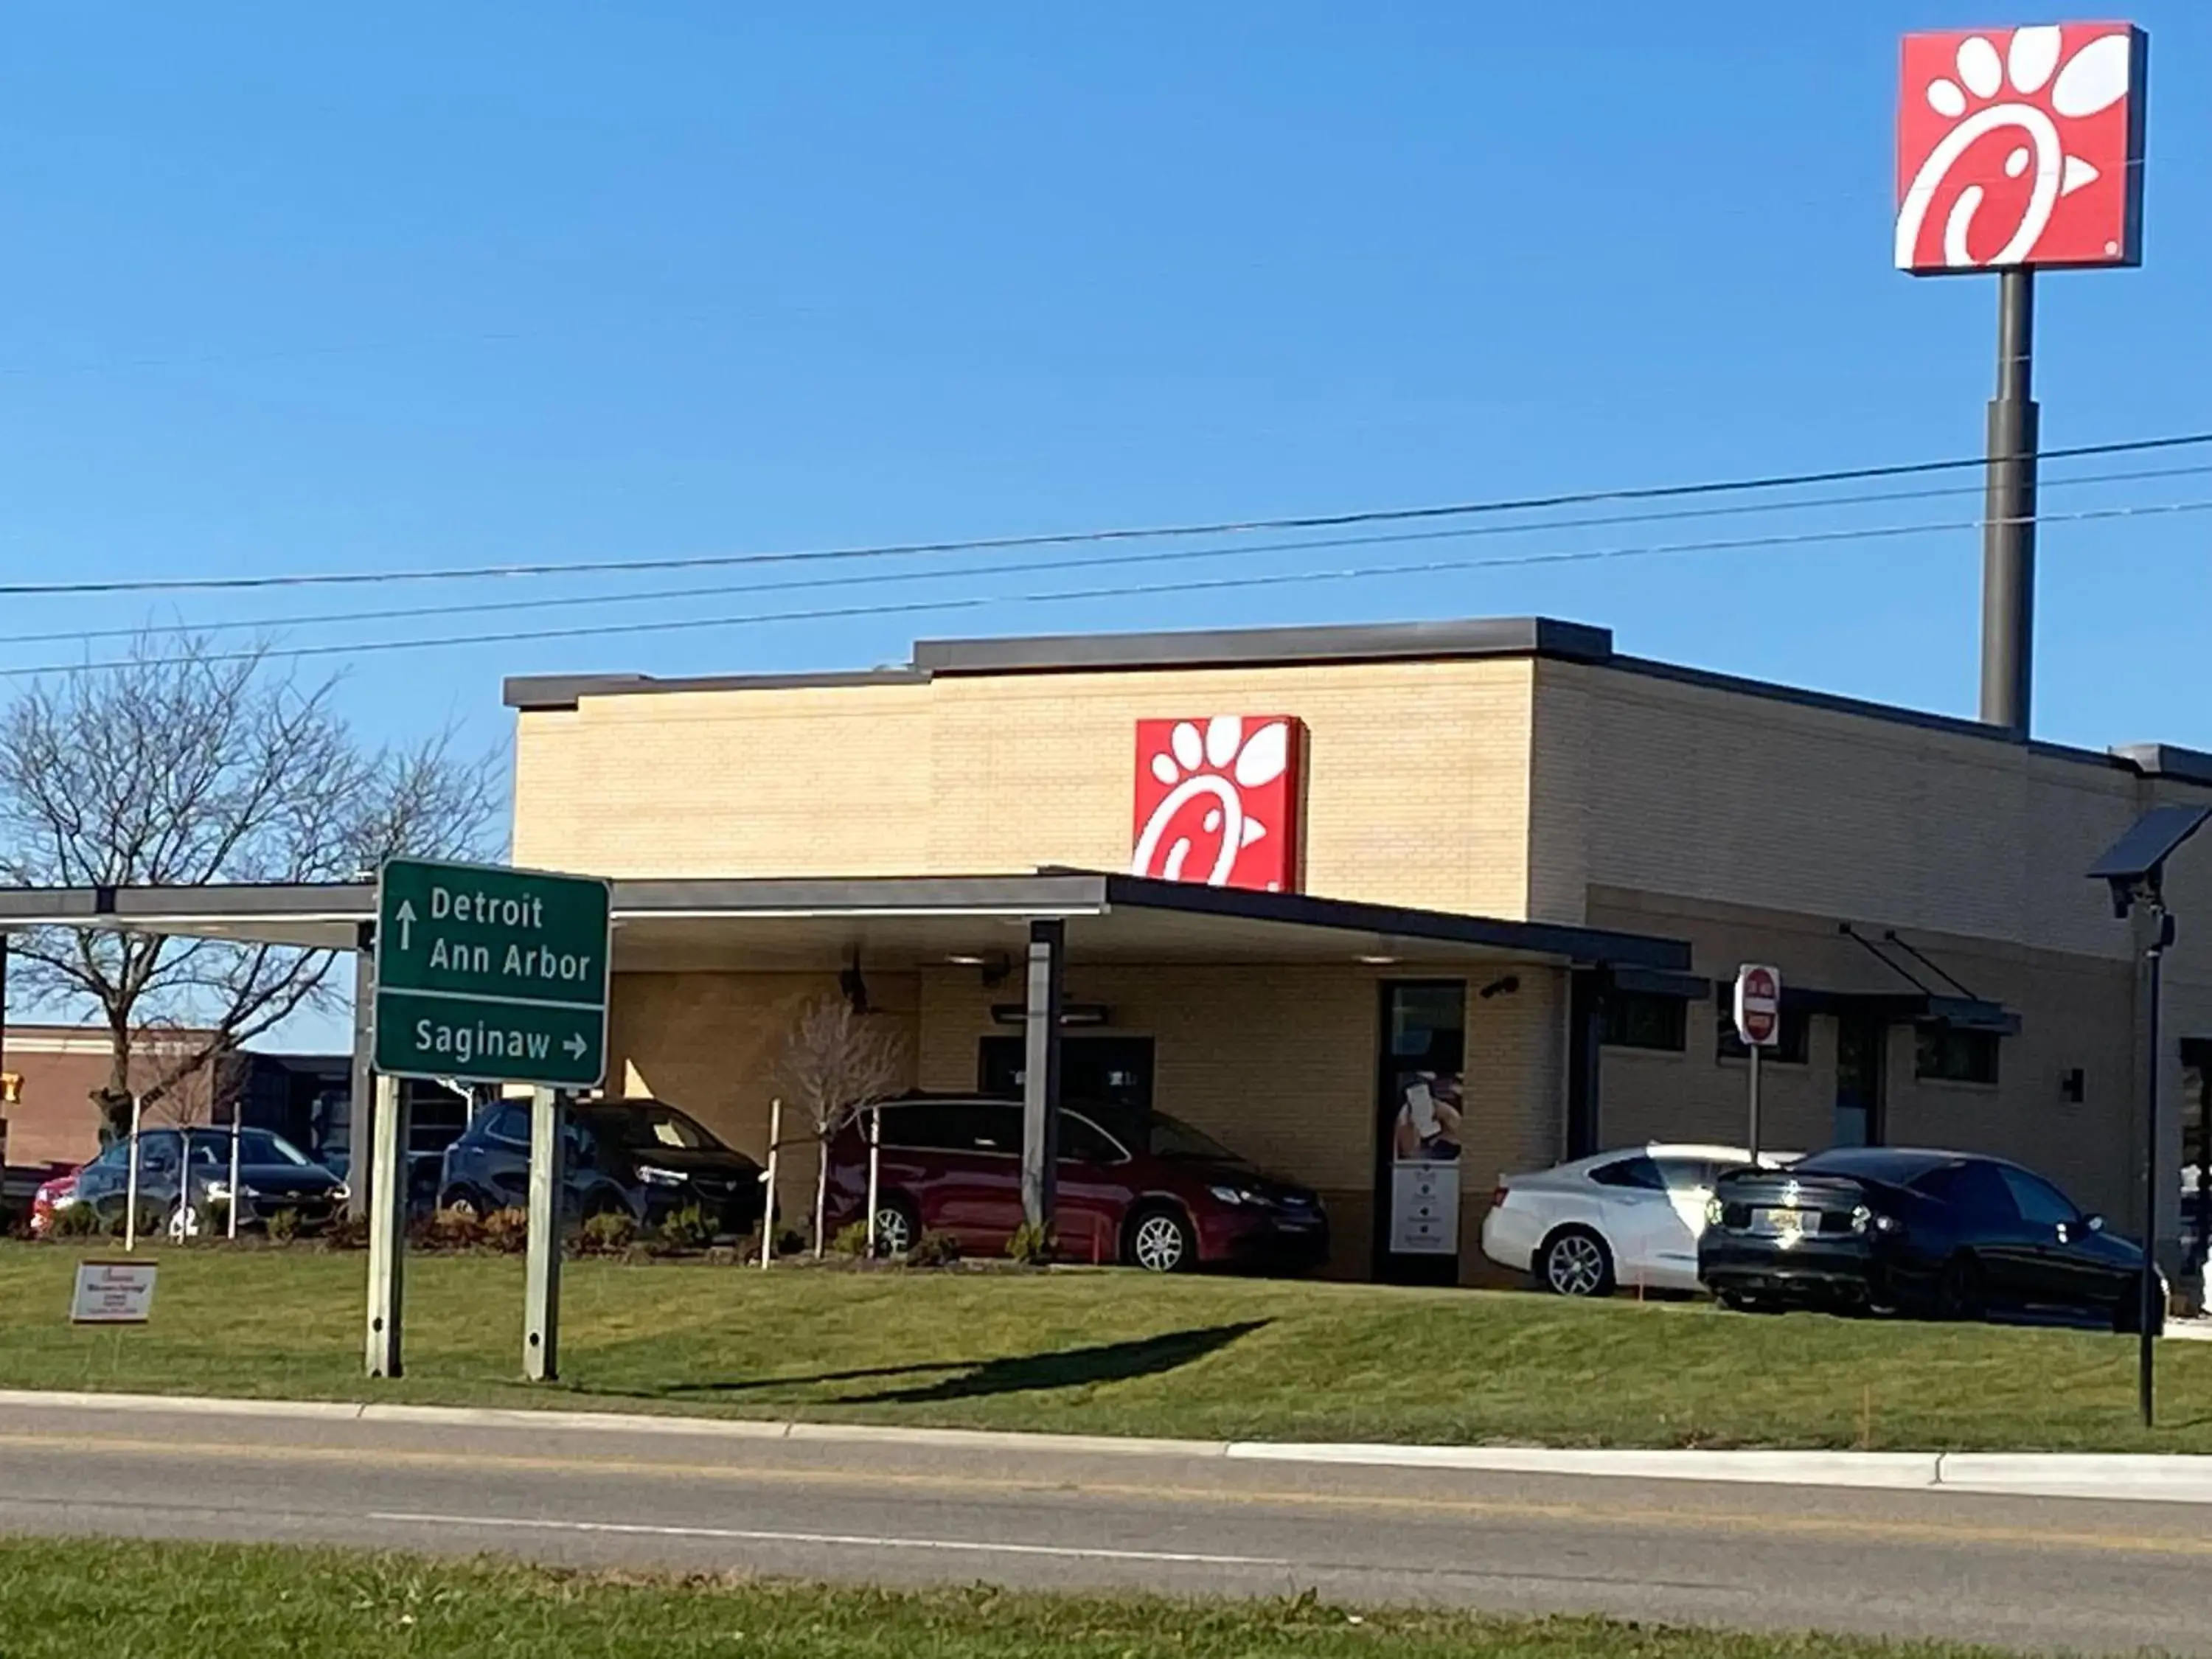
[
  {"left": 1, "top": 1242, "right": 2208, "bottom": 1452},
  {"left": 0, "top": 1539, "right": 2002, "bottom": 1659}
]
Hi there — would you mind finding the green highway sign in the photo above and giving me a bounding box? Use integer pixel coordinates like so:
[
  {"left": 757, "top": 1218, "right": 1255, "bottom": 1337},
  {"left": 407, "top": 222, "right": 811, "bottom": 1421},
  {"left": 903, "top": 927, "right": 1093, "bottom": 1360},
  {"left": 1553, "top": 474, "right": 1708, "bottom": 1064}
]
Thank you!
[{"left": 372, "top": 858, "right": 611, "bottom": 1088}]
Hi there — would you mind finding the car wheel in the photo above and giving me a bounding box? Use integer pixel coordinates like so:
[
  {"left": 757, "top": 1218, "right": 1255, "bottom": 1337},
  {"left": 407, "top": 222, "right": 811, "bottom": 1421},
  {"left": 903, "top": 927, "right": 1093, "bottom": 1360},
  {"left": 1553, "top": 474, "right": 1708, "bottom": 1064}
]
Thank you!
[
  {"left": 872, "top": 1194, "right": 920, "bottom": 1257},
  {"left": 1717, "top": 1288, "right": 1765, "bottom": 1313},
  {"left": 166, "top": 1203, "right": 204, "bottom": 1244},
  {"left": 1128, "top": 1206, "right": 1197, "bottom": 1273},
  {"left": 1935, "top": 1254, "right": 1986, "bottom": 1322},
  {"left": 1539, "top": 1228, "right": 1615, "bottom": 1298}
]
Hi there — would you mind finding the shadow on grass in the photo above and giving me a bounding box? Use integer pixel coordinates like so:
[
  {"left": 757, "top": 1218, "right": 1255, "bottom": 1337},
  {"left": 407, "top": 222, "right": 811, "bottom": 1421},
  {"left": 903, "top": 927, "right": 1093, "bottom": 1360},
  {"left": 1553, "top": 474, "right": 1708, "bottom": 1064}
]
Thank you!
[{"left": 636, "top": 1319, "right": 1272, "bottom": 1405}]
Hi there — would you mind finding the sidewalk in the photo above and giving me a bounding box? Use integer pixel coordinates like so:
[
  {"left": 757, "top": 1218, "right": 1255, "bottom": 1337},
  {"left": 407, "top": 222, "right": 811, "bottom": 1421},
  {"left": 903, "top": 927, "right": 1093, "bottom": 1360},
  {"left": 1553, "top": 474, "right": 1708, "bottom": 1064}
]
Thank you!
[{"left": 7, "top": 1386, "right": 2212, "bottom": 1506}]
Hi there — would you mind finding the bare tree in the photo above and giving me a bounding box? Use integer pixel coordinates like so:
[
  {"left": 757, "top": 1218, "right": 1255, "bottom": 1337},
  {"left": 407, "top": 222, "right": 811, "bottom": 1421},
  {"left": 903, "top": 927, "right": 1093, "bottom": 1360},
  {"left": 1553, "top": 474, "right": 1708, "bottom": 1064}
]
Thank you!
[
  {"left": 0, "top": 630, "right": 500, "bottom": 1141},
  {"left": 775, "top": 996, "right": 908, "bottom": 1256}
]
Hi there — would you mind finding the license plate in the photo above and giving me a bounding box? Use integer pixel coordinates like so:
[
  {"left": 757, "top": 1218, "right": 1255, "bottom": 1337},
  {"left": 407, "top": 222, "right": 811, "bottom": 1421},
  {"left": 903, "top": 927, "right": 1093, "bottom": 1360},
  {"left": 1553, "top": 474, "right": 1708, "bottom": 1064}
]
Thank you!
[{"left": 1752, "top": 1206, "right": 1818, "bottom": 1239}]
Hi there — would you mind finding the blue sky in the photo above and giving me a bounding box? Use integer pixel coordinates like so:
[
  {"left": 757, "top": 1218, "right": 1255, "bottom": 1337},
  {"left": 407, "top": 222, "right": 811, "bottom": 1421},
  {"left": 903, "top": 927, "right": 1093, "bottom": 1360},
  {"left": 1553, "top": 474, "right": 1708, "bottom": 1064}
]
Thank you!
[{"left": 1, "top": 4, "right": 2207, "bottom": 860}]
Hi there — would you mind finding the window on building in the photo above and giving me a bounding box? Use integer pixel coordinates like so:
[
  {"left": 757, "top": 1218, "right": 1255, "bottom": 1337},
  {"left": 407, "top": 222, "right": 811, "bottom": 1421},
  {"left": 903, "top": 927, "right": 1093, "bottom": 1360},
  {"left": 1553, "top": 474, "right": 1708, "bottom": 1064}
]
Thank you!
[
  {"left": 1915, "top": 1023, "right": 2000, "bottom": 1085},
  {"left": 1601, "top": 991, "right": 1686, "bottom": 1053},
  {"left": 1714, "top": 1003, "right": 1812, "bottom": 1065}
]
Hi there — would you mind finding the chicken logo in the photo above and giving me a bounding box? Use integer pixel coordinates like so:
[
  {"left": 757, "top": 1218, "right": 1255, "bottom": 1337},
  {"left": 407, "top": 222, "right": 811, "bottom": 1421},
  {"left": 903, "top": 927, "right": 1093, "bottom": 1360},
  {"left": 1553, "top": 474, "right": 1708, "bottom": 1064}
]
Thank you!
[
  {"left": 1131, "top": 717, "right": 1304, "bottom": 894},
  {"left": 1896, "top": 24, "right": 2146, "bottom": 273}
]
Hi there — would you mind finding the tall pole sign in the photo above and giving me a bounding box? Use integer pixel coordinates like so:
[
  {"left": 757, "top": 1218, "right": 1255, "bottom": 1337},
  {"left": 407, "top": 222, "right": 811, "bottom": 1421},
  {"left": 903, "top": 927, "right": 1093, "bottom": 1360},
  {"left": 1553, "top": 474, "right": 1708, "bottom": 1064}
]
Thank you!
[
  {"left": 1733, "top": 964, "right": 1782, "bottom": 1160},
  {"left": 1894, "top": 24, "right": 2149, "bottom": 740}
]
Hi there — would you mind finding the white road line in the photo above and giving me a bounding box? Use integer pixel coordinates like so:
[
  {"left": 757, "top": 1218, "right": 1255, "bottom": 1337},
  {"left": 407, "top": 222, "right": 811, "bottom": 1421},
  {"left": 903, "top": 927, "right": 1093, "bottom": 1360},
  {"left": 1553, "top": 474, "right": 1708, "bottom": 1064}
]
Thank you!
[{"left": 367, "top": 1510, "right": 1292, "bottom": 1568}]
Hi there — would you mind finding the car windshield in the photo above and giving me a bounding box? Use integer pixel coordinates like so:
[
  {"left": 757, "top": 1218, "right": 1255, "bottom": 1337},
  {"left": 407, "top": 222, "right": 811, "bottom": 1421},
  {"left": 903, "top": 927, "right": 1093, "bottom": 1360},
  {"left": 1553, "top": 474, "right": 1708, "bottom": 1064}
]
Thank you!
[
  {"left": 185, "top": 1130, "right": 313, "bottom": 1167},
  {"left": 579, "top": 1104, "right": 720, "bottom": 1152}
]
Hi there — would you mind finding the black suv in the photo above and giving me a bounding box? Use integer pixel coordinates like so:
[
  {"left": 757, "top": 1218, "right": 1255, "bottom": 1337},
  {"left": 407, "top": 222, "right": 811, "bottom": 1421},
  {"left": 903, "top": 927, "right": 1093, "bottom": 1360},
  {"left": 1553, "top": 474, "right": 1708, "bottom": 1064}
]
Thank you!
[
  {"left": 72, "top": 1127, "right": 348, "bottom": 1239},
  {"left": 438, "top": 1097, "right": 766, "bottom": 1234}
]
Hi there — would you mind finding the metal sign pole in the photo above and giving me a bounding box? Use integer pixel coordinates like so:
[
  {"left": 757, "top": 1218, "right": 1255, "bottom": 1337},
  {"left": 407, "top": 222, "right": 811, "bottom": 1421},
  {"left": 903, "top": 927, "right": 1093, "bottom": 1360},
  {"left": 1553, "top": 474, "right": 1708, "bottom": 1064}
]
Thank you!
[
  {"left": 761, "top": 1098, "right": 781, "bottom": 1270},
  {"left": 524, "top": 1085, "right": 565, "bottom": 1382},
  {"left": 1748, "top": 1046, "right": 1763, "bottom": 1163},
  {"left": 865, "top": 1105, "right": 882, "bottom": 1256},
  {"left": 123, "top": 1095, "right": 143, "bottom": 1253},
  {"left": 2142, "top": 911, "right": 2168, "bottom": 1428},
  {"left": 364, "top": 1074, "right": 407, "bottom": 1378},
  {"left": 226, "top": 1113, "right": 241, "bottom": 1241}
]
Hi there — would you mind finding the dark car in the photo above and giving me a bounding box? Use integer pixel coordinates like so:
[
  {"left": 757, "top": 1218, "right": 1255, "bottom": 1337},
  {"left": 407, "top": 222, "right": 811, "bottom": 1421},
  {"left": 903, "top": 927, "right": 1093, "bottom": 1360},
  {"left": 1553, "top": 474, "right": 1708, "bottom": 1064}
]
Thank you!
[
  {"left": 439, "top": 1097, "right": 766, "bottom": 1234},
  {"left": 1700, "top": 1147, "right": 2160, "bottom": 1331},
  {"left": 823, "top": 1094, "right": 1329, "bottom": 1273},
  {"left": 70, "top": 1127, "right": 347, "bottom": 1239}
]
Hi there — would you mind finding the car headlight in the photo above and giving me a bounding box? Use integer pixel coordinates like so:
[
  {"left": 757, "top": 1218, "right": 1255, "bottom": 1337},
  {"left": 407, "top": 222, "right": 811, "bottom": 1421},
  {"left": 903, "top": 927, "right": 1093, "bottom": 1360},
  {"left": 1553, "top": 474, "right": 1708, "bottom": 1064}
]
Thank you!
[
  {"left": 1704, "top": 1195, "right": 1725, "bottom": 1227},
  {"left": 205, "top": 1180, "right": 232, "bottom": 1201},
  {"left": 1210, "top": 1184, "right": 1268, "bottom": 1207},
  {"left": 636, "top": 1165, "right": 687, "bottom": 1189}
]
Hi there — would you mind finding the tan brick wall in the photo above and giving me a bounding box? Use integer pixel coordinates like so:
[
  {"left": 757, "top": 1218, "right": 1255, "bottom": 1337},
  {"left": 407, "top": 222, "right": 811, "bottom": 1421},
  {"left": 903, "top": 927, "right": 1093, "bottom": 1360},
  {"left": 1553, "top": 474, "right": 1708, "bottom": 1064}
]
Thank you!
[
  {"left": 516, "top": 660, "right": 1540, "bottom": 917},
  {"left": 1457, "top": 968, "right": 1568, "bottom": 1282},
  {"left": 1533, "top": 658, "right": 2163, "bottom": 959}
]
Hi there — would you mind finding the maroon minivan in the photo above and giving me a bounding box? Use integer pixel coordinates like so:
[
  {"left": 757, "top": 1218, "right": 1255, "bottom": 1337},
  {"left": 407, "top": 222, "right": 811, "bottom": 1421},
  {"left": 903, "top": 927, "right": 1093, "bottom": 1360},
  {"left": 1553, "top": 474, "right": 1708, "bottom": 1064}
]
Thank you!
[{"left": 824, "top": 1094, "right": 1329, "bottom": 1273}]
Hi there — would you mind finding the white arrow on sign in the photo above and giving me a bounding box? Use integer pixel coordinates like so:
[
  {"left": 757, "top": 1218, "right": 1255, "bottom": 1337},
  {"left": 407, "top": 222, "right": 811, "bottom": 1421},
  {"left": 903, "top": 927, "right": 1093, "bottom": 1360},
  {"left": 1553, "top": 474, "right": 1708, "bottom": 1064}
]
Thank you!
[
  {"left": 393, "top": 900, "right": 416, "bottom": 953},
  {"left": 563, "top": 1032, "right": 588, "bottom": 1060}
]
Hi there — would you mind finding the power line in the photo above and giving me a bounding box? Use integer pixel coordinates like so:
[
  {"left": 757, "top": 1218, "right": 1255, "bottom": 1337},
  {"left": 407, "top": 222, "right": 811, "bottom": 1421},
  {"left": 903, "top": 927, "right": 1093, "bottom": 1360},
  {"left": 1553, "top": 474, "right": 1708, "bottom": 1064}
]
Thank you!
[
  {"left": 5, "top": 430, "right": 2211, "bottom": 600},
  {"left": 11, "top": 494, "right": 2209, "bottom": 682},
  {"left": 18, "top": 459, "right": 2212, "bottom": 650}
]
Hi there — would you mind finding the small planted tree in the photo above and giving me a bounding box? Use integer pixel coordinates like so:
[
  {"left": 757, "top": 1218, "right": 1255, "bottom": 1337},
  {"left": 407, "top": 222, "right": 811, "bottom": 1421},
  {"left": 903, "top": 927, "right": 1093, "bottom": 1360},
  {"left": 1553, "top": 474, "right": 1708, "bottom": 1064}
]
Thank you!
[{"left": 775, "top": 996, "right": 906, "bottom": 1257}]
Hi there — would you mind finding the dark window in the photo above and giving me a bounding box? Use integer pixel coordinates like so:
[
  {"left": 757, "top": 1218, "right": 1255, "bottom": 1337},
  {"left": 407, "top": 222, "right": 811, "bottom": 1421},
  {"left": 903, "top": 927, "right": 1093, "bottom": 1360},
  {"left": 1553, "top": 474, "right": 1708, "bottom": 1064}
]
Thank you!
[
  {"left": 136, "top": 1131, "right": 184, "bottom": 1174},
  {"left": 978, "top": 1036, "right": 1155, "bottom": 1113},
  {"left": 1601, "top": 992, "right": 1686, "bottom": 1053},
  {"left": 1911, "top": 1159, "right": 2020, "bottom": 1223},
  {"left": 1997, "top": 1166, "right": 2079, "bottom": 1229},
  {"left": 580, "top": 1104, "right": 718, "bottom": 1152},
  {"left": 1715, "top": 1004, "right": 1812, "bottom": 1065},
  {"left": 483, "top": 1105, "right": 530, "bottom": 1145},
  {"left": 878, "top": 1101, "right": 1018, "bottom": 1154},
  {"left": 1058, "top": 1113, "right": 1126, "bottom": 1164},
  {"left": 1590, "top": 1155, "right": 1666, "bottom": 1192},
  {"left": 1916, "top": 1023, "right": 2001, "bottom": 1085}
]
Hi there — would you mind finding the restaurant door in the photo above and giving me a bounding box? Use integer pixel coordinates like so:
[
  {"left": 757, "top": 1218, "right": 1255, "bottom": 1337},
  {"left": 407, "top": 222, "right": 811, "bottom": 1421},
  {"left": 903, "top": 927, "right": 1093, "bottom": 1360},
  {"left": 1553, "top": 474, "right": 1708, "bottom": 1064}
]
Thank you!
[{"left": 1373, "top": 981, "right": 1466, "bottom": 1285}]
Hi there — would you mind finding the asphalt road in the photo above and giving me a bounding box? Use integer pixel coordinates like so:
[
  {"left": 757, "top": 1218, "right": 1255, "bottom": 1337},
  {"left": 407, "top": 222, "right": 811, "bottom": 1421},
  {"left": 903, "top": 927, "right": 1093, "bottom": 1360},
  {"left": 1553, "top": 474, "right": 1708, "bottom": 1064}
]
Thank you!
[{"left": 1, "top": 1399, "right": 2210, "bottom": 1654}]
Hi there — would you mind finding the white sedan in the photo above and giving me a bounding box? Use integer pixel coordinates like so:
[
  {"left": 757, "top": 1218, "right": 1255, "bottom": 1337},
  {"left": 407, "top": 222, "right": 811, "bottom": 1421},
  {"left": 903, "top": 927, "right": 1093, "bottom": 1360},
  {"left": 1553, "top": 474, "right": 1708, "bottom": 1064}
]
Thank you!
[{"left": 1481, "top": 1144, "right": 1795, "bottom": 1297}]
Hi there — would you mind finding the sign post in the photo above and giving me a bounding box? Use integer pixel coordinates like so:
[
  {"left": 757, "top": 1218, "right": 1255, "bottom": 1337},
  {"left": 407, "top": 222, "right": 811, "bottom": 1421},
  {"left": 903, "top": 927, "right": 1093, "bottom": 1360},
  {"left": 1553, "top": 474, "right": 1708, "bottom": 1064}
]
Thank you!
[
  {"left": 1733, "top": 964, "right": 1783, "bottom": 1159},
  {"left": 371, "top": 858, "right": 611, "bottom": 1383}
]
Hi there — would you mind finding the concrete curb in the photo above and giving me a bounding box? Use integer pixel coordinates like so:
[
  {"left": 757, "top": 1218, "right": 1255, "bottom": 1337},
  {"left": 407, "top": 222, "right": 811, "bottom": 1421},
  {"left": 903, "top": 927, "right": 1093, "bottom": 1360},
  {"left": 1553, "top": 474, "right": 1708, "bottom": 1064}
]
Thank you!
[{"left": 4, "top": 1388, "right": 2211, "bottom": 1503}]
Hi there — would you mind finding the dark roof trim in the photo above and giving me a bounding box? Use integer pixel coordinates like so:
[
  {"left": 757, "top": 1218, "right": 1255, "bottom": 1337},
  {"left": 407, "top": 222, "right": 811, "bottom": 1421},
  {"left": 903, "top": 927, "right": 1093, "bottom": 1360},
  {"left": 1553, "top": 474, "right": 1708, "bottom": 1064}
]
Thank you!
[
  {"left": 0, "top": 872, "right": 1691, "bottom": 972},
  {"left": 1615, "top": 967, "right": 1714, "bottom": 1000},
  {"left": 1078, "top": 870, "right": 1689, "bottom": 971},
  {"left": 2110, "top": 744, "right": 2212, "bottom": 789},
  {"left": 506, "top": 666, "right": 928, "bottom": 712},
  {"left": 1774, "top": 983, "right": 2020, "bottom": 1034},
  {"left": 913, "top": 616, "right": 1613, "bottom": 678}
]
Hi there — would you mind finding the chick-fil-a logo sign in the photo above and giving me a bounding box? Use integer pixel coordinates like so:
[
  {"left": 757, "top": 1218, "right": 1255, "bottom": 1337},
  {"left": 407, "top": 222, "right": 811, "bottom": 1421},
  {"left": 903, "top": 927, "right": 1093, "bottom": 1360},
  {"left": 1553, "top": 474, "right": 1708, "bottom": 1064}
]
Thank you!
[
  {"left": 1896, "top": 23, "right": 2147, "bottom": 273},
  {"left": 1131, "top": 716, "right": 1304, "bottom": 893}
]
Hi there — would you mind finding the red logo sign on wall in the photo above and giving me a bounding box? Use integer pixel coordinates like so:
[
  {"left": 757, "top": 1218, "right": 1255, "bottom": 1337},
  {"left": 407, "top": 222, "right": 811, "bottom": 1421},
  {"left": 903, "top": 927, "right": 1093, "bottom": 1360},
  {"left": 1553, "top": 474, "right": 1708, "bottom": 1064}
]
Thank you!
[
  {"left": 1132, "top": 716, "right": 1304, "bottom": 893},
  {"left": 1896, "top": 23, "right": 2147, "bottom": 274}
]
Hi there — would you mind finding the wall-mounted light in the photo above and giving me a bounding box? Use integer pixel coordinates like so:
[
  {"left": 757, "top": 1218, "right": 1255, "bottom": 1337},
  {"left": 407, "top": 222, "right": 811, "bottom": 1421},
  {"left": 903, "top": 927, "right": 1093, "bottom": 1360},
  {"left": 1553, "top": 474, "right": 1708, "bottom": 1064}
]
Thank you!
[
  {"left": 2061, "top": 1067, "right": 2086, "bottom": 1104},
  {"left": 1480, "top": 974, "right": 1522, "bottom": 1000},
  {"left": 1357, "top": 954, "right": 1397, "bottom": 966}
]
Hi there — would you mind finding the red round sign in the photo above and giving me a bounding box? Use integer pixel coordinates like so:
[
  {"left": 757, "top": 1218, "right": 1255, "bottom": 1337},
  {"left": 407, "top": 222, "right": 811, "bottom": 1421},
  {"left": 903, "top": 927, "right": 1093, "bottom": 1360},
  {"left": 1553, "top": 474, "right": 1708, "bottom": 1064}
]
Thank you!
[{"left": 1736, "top": 964, "right": 1781, "bottom": 1047}]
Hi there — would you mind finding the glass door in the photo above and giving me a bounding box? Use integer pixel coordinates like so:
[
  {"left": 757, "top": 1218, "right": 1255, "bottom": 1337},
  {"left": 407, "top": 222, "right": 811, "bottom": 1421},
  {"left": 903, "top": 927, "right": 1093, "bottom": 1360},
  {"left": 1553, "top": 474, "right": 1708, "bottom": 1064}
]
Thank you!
[{"left": 1374, "top": 981, "right": 1466, "bottom": 1284}]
